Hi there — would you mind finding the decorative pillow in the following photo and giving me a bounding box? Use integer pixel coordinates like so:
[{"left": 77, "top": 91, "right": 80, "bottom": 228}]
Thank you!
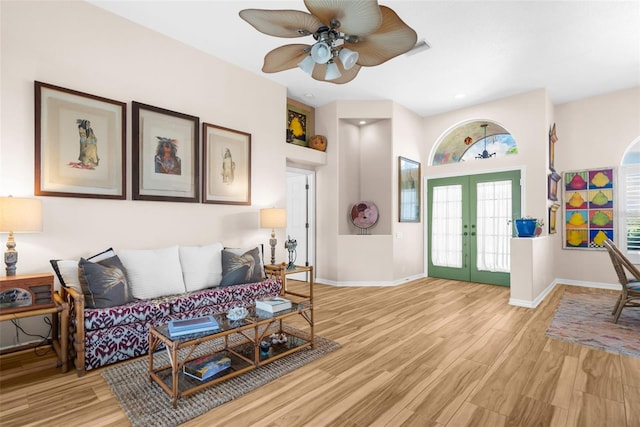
[
  {"left": 118, "top": 246, "right": 186, "bottom": 299},
  {"left": 50, "top": 248, "right": 116, "bottom": 293},
  {"left": 179, "top": 242, "right": 224, "bottom": 292},
  {"left": 50, "top": 259, "right": 82, "bottom": 292},
  {"left": 78, "top": 255, "right": 133, "bottom": 309},
  {"left": 220, "top": 247, "right": 263, "bottom": 287},
  {"left": 224, "top": 245, "right": 266, "bottom": 279}
]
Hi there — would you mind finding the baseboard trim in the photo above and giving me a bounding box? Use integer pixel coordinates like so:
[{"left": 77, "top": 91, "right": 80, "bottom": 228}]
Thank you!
[
  {"left": 509, "top": 278, "right": 619, "bottom": 308},
  {"left": 315, "top": 273, "right": 425, "bottom": 287}
]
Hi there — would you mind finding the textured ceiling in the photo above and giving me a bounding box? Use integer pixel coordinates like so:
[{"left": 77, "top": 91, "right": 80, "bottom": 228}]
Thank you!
[{"left": 88, "top": 0, "right": 640, "bottom": 117}]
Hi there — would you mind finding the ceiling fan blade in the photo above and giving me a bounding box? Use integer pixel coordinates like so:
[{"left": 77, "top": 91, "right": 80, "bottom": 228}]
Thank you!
[
  {"left": 311, "top": 62, "right": 361, "bottom": 84},
  {"left": 239, "top": 9, "right": 323, "bottom": 38},
  {"left": 262, "top": 44, "right": 311, "bottom": 73},
  {"left": 304, "top": 0, "right": 382, "bottom": 35},
  {"left": 350, "top": 6, "right": 417, "bottom": 67}
]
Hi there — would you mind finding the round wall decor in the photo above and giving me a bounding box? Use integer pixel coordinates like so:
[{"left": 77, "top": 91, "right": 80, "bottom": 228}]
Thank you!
[{"left": 350, "top": 201, "right": 379, "bottom": 230}]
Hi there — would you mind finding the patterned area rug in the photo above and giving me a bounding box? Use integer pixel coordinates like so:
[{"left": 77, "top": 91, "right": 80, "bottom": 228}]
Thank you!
[
  {"left": 102, "top": 326, "right": 340, "bottom": 427},
  {"left": 545, "top": 287, "right": 640, "bottom": 358}
]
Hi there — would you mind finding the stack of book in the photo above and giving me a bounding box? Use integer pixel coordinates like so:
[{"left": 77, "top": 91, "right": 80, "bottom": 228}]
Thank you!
[
  {"left": 255, "top": 297, "right": 292, "bottom": 313},
  {"left": 167, "top": 315, "right": 220, "bottom": 338},
  {"left": 183, "top": 354, "right": 231, "bottom": 381}
]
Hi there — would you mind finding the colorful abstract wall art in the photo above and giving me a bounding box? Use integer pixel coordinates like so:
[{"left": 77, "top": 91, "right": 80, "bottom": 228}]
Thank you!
[{"left": 563, "top": 168, "right": 615, "bottom": 249}]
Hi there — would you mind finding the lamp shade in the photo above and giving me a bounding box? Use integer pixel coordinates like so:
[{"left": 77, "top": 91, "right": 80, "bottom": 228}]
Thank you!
[
  {"left": 260, "top": 208, "right": 286, "bottom": 229},
  {"left": 311, "top": 42, "right": 332, "bottom": 64},
  {"left": 325, "top": 62, "right": 342, "bottom": 80},
  {"left": 0, "top": 197, "right": 42, "bottom": 233},
  {"left": 339, "top": 47, "right": 359, "bottom": 70},
  {"left": 297, "top": 55, "right": 316, "bottom": 75}
]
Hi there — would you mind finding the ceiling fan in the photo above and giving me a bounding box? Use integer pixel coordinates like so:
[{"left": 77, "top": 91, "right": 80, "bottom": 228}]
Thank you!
[{"left": 239, "top": 0, "right": 418, "bottom": 84}]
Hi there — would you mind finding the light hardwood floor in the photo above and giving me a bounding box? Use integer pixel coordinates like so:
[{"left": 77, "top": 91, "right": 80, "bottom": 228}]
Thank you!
[{"left": 1, "top": 278, "right": 639, "bottom": 426}]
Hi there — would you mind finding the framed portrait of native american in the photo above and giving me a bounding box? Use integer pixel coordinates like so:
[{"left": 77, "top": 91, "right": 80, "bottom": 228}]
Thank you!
[
  {"left": 34, "top": 81, "right": 126, "bottom": 199},
  {"left": 202, "top": 123, "right": 251, "bottom": 205},
  {"left": 132, "top": 102, "right": 199, "bottom": 203}
]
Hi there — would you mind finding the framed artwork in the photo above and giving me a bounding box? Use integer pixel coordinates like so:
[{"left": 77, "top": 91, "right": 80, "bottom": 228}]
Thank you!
[
  {"left": 34, "top": 81, "right": 126, "bottom": 199},
  {"left": 549, "top": 203, "right": 560, "bottom": 234},
  {"left": 286, "top": 98, "right": 315, "bottom": 147},
  {"left": 563, "top": 167, "right": 615, "bottom": 249},
  {"left": 548, "top": 171, "right": 561, "bottom": 201},
  {"left": 398, "top": 156, "right": 421, "bottom": 222},
  {"left": 132, "top": 102, "right": 199, "bottom": 203},
  {"left": 549, "top": 123, "right": 558, "bottom": 171},
  {"left": 202, "top": 123, "right": 251, "bottom": 205}
]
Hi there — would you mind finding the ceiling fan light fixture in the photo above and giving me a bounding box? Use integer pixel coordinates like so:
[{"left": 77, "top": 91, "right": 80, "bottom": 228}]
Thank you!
[
  {"left": 325, "top": 61, "right": 342, "bottom": 80},
  {"left": 339, "top": 47, "right": 359, "bottom": 70},
  {"left": 297, "top": 55, "right": 316, "bottom": 75},
  {"left": 311, "top": 42, "right": 332, "bottom": 64}
]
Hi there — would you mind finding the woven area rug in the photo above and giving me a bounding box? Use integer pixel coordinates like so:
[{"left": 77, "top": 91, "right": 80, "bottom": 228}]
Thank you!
[
  {"left": 545, "top": 287, "right": 640, "bottom": 358},
  {"left": 102, "top": 326, "right": 340, "bottom": 427}
]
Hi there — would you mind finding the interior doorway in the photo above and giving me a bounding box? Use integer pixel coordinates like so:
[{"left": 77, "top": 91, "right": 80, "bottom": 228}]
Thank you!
[
  {"left": 286, "top": 167, "right": 316, "bottom": 280},
  {"left": 427, "top": 170, "right": 521, "bottom": 286}
]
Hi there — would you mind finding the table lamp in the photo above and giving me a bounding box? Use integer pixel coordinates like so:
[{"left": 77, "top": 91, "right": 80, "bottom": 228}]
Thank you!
[
  {"left": 0, "top": 196, "right": 43, "bottom": 276},
  {"left": 259, "top": 208, "right": 286, "bottom": 265}
]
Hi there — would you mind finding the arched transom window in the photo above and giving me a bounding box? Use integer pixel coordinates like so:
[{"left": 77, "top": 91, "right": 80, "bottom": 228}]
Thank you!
[{"left": 432, "top": 120, "right": 518, "bottom": 165}]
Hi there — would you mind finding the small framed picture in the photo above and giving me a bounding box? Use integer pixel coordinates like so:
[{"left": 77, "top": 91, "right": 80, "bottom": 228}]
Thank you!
[
  {"left": 34, "top": 81, "right": 126, "bottom": 199},
  {"left": 132, "top": 102, "right": 199, "bottom": 203},
  {"left": 286, "top": 98, "right": 315, "bottom": 147},
  {"left": 398, "top": 156, "right": 421, "bottom": 222},
  {"left": 548, "top": 171, "right": 561, "bottom": 201},
  {"left": 549, "top": 203, "right": 560, "bottom": 234},
  {"left": 549, "top": 123, "right": 558, "bottom": 171},
  {"left": 202, "top": 123, "right": 251, "bottom": 205}
]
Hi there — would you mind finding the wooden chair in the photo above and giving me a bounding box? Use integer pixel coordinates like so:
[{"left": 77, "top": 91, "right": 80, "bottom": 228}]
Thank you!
[{"left": 602, "top": 239, "right": 640, "bottom": 323}]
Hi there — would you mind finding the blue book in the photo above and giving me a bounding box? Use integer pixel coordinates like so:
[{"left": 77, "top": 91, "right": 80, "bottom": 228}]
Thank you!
[{"left": 168, "top": 316, "right": 219, "bottom": 338}]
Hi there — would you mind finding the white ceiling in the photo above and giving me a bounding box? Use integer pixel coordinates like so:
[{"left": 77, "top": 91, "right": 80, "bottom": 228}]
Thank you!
[{"left": 88, "top": 0, "right": 640, "bottom": 117}]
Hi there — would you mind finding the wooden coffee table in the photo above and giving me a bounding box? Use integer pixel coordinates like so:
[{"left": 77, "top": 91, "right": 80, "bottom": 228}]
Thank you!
[{"left": 148, "top": 297, "right": 313, "bottom": 408}]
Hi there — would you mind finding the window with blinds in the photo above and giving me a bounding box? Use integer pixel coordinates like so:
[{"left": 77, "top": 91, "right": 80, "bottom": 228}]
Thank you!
[{"left": 621, "top": 165, "right": 640, "bottom": 260}]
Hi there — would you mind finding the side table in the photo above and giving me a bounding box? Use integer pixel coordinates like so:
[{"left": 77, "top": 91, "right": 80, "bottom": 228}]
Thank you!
[
  {"left": 0, "top": 274, "right": 68, "bottom": 374},
  {"left": 264, "top": 264, "right": 314, "bottom": 345}
]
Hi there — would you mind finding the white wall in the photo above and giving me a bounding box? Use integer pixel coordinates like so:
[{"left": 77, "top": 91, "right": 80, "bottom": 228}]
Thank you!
[
  {"left": 392, "top": 103, "right": 425, "bottom": 281},
  {"left": 554, "top": 87, "right": 640, "bottom": 285},
  {"left": 0, "top": 1, "right": 287, "bottom": 348}
]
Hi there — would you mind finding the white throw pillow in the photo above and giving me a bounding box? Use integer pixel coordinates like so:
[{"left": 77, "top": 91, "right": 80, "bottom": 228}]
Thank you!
[
  {"left": 118, "top": 246, "right": 186, "bottom": 299},
  {"left": 179, "top": 242, "right": 223, "bottom": 292}
]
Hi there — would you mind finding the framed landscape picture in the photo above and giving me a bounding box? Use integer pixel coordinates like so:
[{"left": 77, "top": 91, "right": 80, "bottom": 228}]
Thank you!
[
  {"left": 202, "top": 123, "right": 251, "bottom": 205},
  {"left": 398, "top": 156, "right": 421, "bottom": 222},
  {"left": 286, "top": 98, "right": 314, "bottom": 147},
  {"left": 132, "top": 102, "right": 199, "bottom": 203},
  {"left": 34, "top": 81, "right": 126, "bottom": 199}
]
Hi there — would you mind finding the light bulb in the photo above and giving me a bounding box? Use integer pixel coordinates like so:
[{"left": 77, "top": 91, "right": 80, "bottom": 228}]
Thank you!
[
  {"left": 338, "top": 47, "right": 359, "bottom": 70},
  {"left": 297, "top": 55, "right": 315, "bottom": 75},
  {"left": 311, "top": 42, "right": 332, "bottom": 64},
  {"left": 325, "top": 61, "right": 341, "bottom": 80}
]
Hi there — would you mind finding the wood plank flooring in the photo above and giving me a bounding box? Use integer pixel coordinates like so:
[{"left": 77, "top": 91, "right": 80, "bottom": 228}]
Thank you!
[{"left": 1, "top": 278, "right": 639, "bottom": 426}]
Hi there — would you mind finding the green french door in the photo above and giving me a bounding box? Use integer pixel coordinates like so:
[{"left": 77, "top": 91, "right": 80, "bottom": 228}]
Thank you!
[{"left": 427, "top": 170, "right": 521, "bottom": 286}]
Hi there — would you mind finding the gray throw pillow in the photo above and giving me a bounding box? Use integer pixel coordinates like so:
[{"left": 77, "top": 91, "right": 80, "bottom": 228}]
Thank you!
[
  {"left": 79, "top": 255, "right": 133, "bottom": 308},
  {"left": 220, "top": 247, "right": 263, "bottom": 286}
]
